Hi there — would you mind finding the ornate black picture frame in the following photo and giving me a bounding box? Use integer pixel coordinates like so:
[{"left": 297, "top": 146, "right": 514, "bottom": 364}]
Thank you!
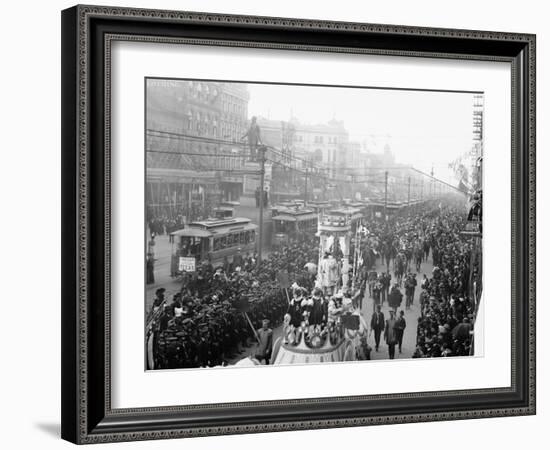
[{"left": 61, "top": 4, "right": 536, "bottom": 444}]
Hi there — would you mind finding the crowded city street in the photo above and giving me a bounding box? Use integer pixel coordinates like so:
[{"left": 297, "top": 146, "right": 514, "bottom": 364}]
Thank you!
[
  {"left": 145, "top": 198, "right": 480, "bottom": 369},
  {"left": 144, "top": 79, "right": 482, "bottom": 371}
]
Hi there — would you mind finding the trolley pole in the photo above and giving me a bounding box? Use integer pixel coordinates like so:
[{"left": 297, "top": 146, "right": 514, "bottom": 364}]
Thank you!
[
  {"left": 384, "top": 170, "right": 388, "bottom": 221},
  {"left": 257, "top": 146, "right": 267, "bottom": 267}
]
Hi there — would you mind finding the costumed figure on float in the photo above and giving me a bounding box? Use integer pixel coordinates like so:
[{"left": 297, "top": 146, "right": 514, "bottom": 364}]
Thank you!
[{"left": 270, "top": 211, "right": 370, "bottom": 365}]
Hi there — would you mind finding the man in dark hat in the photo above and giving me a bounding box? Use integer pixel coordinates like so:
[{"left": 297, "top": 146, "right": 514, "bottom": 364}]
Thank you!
[
  {"left": 404, "top": 273, "right": 416, "bottom": 309},
  {"left": 384, "top": 310, "right": 398, "bottom": 359},
  {"left": 394, "top": 310, "right": 407, "bottom": 353},
  {"left": 372, "top": 278, "right": 382, "bottom": 313},
  {"left": 370, "top": 304, "right": 385, "bottom": 352}
]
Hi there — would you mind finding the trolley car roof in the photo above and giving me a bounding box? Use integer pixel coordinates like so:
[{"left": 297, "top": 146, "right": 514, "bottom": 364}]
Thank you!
[
  {"left": 170, "top": 222, "right": 257, "bottom": 238},
  {"left": 170, "top": 217, "right": 257, "bottom": 237},
  {"left": 343, "top": 201, "right": 364, "bottom": 208},
  {"left": 272, "top": 212, "right": 318, "bottom": 221},
  {"left": 189, "top": 217, "right": 251, "bottom": 228},
  {"left": 329, "top": 207, "right": 362, "bottom": 215},
  {"left": 170, "top": 228, "right": 212, "bottom": 238}
]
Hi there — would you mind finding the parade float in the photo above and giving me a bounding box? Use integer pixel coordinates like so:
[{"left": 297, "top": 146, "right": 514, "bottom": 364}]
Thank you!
[{"left": 270, "top": 210, "right": 369, "bottom": 365}]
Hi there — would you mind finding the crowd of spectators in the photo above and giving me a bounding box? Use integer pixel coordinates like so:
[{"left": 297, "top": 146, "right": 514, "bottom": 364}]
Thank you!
[
  {"left": 413, "top": 211, "right": 475, "bottom": 358},
  {"left": 148, "top": 235, "right": 319, "bottom": 369},
  {"left": 352, "top": 205, "right": 477, "bottom": 359}
]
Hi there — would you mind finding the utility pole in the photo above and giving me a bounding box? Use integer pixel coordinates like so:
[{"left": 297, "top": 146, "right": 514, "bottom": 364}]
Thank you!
[
  {"left": 431, "top": 165, "right": 434, "bottom": 199},
  {"left": 420, "top": 178, "right": 423, "bottom": 200},
  {"left": 384, "top": 170, "right": 388, "bottom": 221},
  {"left": 257, "top": 146, "right": 267, "bottom": 267},
  {"left": 304, "top": 165, "right": 308, "bottom": 205}
]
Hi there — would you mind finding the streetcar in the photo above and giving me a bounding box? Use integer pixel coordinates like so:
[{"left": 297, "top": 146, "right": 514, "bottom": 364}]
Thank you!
[
  {"left": 271, "top": 206, "right": 318, "bottom": 247},
  {"left": 366, "top": 199, "right": 426, "bottom": 220},
  {"left": 343, "top": 200, "right": 369, "bottom": 218},
  {"left": 367, "top": 199, "right": 406, "bottom": 220},
  {"left": 326, "top": 206, "right": 363, "bottom": 231},
  {"left": 169, "top": 217, "right": 257, "bottom": 274}
]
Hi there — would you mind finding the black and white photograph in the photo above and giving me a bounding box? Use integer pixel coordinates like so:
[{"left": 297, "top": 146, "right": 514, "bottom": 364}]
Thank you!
[{"left": 144, "top": 78, "right": 483, "bottom": 370}]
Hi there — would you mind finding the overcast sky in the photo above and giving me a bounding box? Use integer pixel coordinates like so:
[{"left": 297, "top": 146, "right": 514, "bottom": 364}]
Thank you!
[{"left": 247, "top": 83, "right": 480, "bottom": 184}]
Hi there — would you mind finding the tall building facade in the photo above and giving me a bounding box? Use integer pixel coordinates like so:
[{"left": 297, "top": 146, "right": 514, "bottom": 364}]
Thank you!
[
  {"left": 293, "top": 118, "right": 349, "bottom": 170},
  {"left": 147, "top": 79, "right": 249, "bottom": 144},
  {"left": 145, "top": 80, "right": 250, "bottom": 220}
]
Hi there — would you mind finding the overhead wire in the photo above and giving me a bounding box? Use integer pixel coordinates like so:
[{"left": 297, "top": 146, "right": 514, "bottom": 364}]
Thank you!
[{"left": 146, "top": 128, "right": 459, "bottom": 192}]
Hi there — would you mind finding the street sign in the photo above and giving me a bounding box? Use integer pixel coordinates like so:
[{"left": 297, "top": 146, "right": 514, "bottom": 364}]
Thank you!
[{"left": 178, "top": 256, "right": 196, "bottom": 272}]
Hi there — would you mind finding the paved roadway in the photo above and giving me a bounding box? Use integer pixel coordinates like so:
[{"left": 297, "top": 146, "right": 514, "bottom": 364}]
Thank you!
[{"left": 359, "top": 256, "right": 434, "bottom": 360}]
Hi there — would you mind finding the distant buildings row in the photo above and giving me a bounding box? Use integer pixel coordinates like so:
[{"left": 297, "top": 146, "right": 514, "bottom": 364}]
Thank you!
[{"left": 256, "top": 116, "right": 396, "bottom": 174}]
